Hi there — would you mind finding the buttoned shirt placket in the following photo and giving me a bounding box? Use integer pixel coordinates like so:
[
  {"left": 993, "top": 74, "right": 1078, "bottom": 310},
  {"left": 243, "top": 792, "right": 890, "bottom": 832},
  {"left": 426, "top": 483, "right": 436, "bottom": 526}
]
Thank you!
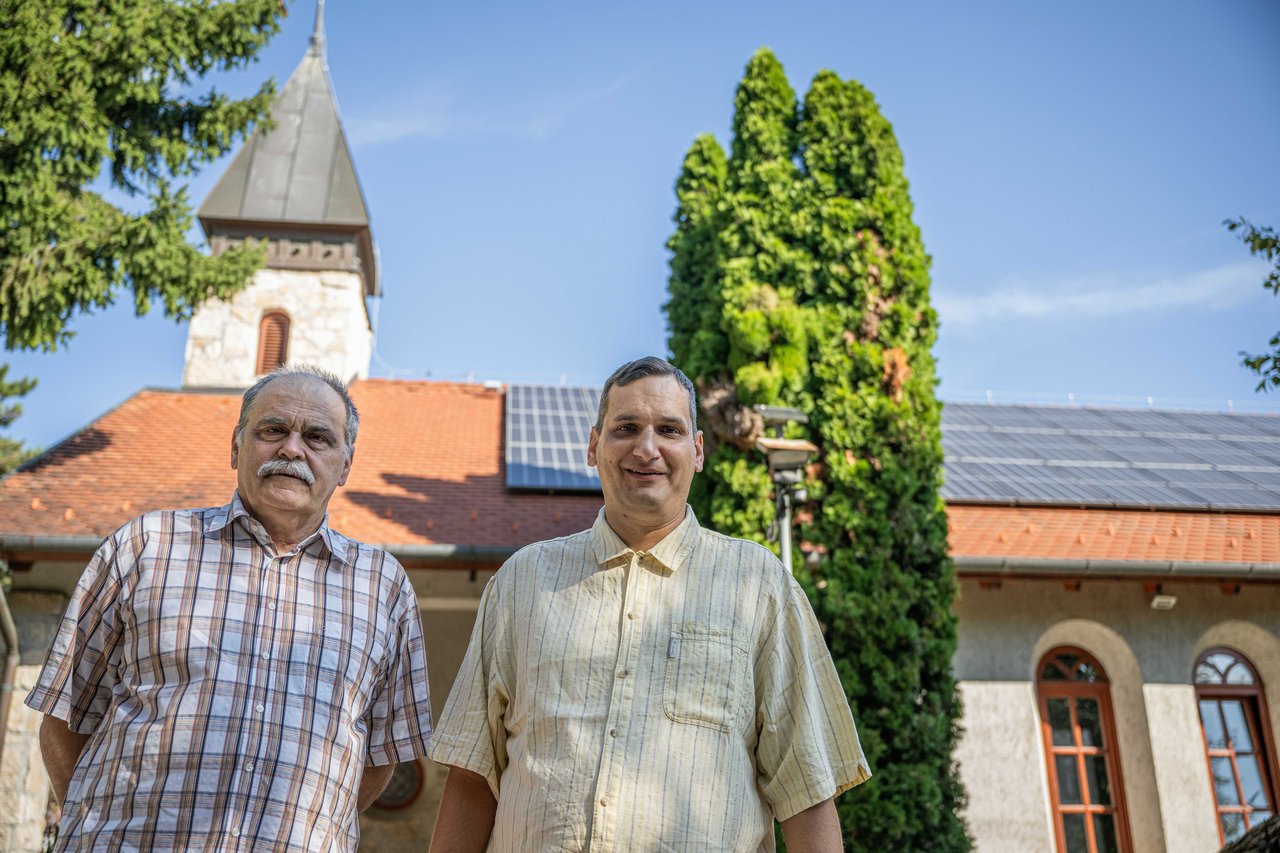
[
  {"left": 225, "top": 521, "right": 300, "bottom": 845},
  {"left": 587, "top": 548, "right": 652, "bottom": 852}
]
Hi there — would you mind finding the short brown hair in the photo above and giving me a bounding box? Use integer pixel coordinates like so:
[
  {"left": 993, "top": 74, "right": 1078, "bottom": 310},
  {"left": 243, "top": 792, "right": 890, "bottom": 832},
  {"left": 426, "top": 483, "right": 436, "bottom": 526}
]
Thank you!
[{"left": 595, "top": 357, "right": 697, "bottom": 431}]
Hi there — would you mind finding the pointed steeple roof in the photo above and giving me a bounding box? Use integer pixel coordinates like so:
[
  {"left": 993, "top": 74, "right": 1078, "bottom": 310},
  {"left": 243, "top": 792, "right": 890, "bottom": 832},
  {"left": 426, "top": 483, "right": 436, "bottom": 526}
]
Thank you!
[{"left": 199, "top": 0, "right": 379, "bottom": 295}]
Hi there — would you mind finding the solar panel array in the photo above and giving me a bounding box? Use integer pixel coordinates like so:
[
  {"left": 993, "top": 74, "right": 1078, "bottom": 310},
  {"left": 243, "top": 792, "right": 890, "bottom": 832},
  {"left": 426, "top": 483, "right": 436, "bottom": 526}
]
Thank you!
[
  {"left": 504, "top": 385, "right": 1280, "bottom": 512},
  {"left": 942, "top": 402, "right": 1280, "bottom": 511},
  {"left": 505, "top": 385, "right": 601, "bottom": 491}
]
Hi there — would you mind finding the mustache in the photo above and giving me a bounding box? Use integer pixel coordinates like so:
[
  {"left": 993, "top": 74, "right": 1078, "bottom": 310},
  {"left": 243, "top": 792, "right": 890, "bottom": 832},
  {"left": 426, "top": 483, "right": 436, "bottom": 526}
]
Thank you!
[{"left": 257, "top": 459, "right": 316, "bottom": 485}]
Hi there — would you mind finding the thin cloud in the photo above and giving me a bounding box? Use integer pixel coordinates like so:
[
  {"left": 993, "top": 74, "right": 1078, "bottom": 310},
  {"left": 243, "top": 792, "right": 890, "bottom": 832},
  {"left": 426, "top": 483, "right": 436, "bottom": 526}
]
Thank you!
[
  {"left": 936, "top": 260, "right": 1270, "bottom": 327},
  {"left": 350, "top": 72, "right": 640, "bottom": 146}
]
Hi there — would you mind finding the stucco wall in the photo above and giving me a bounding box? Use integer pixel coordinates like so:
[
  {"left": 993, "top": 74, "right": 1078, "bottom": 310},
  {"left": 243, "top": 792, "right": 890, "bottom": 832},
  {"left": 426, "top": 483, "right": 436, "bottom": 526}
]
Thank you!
[
  {"left": 954, "top": 577, "right": 1280, "bottom": 853},
  {"left": 954, "top": 681, "right": 1054, "bottom": 852},
  {"left": 182, "top": 267, "right": 372, "bottom": 387},
  {"left": 0, "top": 665, "right": 52, "bottom": 852}
]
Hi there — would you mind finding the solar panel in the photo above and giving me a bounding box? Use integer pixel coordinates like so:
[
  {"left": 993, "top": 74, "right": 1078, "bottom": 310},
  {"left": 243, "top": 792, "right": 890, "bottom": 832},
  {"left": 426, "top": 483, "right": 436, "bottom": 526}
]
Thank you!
[
  {"left": 502, "top": 390, "right": 1280, "bottom": 511},
  {"left": 504, "top": 385, "right": 601, "bottom": 491},
  {"left": 939, "top": 402, "right": 1280, "bottom": 511}
]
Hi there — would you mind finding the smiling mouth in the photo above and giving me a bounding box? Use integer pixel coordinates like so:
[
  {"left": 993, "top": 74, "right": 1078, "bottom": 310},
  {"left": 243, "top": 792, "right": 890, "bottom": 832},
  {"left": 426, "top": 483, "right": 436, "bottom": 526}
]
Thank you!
[{"left": 625, "top": 468, "right": 665, "bottom": 478}]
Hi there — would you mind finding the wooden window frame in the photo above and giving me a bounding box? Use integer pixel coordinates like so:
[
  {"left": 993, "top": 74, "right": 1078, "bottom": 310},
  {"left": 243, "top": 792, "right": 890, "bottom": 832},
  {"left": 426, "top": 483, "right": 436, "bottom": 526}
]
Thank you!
[
  {"left": 1037, "top": 647, "right": 1133, "bottom": 853},
  {"left": 256, "top": 310, "right": 291, "bottom": 376},
  {"left": 1194, "top": 647, "right": 1280, "bottom": 845}
]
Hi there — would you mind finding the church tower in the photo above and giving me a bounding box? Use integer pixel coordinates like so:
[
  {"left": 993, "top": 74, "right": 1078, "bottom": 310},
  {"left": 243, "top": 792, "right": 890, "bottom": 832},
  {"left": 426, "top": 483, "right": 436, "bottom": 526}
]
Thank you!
[{"left": 183, "top": 1, "right": 377, "bottom": 388}]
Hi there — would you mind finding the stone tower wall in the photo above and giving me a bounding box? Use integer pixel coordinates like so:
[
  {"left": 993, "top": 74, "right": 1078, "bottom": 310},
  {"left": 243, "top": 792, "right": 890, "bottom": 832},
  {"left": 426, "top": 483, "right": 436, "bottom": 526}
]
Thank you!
[{"left": 183, "top": 268, "right": 372, "bottom": 388}]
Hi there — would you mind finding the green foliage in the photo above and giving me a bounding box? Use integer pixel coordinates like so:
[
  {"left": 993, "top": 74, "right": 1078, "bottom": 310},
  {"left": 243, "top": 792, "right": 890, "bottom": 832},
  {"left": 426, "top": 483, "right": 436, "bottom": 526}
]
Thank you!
[
  {"left": 0, "top": 364, "right": 38, "bottom": 475},
  {"left": 1227, "top": 218, "right": 1280, "bottom": 392},
  {"left": 0, "top": 0, "right": 281, "bottom": 353},
  {"left": 666, "top": 48, "right": 969, "bottom": 851}
]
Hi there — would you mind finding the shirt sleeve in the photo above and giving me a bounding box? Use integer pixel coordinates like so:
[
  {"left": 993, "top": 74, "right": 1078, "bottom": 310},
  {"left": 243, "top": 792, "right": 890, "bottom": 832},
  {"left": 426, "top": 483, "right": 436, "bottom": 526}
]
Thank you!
[
  {"left": 24, "top": 531, "right": 131, "bottom": 733},
  {"left": 755, "top": 580, "right": 872, "bottom": 821},
  {"left": 364, "top": 563, "right": 435, "bottom": 766},
  {"left": 428, "top": 573, "right": 510, "bottom": 797}
]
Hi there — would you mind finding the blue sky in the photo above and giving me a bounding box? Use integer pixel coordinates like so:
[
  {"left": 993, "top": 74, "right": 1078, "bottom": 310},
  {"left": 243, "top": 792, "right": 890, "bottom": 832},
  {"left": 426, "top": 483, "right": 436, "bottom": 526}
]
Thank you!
[{"left": 6, "top": 0, "right": 1280, "bottom": 449}]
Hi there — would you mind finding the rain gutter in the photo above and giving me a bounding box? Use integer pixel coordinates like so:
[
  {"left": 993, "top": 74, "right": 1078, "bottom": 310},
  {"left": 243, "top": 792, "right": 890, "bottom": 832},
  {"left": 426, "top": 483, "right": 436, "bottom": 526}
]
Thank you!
[{"left": 952, "top": 555, "right": 1280, "bottom": 580}]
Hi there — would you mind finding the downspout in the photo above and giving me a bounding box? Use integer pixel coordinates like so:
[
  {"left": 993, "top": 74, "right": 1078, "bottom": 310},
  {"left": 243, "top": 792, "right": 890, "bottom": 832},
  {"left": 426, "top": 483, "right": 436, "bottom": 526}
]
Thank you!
[{"left": 0, "top": 586, "right": 19, "bottom": 768}]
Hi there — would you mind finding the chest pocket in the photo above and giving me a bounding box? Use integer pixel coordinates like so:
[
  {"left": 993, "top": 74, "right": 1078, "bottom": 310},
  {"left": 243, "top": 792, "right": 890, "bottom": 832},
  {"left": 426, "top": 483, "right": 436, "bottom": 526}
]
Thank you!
[{"left": 663, "top": 621, "right": 749, "bottom": 732}]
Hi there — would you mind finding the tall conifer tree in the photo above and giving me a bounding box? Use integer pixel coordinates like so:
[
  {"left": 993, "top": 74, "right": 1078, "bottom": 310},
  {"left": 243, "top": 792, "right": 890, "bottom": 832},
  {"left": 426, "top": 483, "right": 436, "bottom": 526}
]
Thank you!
[{"left": 667, "top": 49, "right": 969, "bottom": 851}]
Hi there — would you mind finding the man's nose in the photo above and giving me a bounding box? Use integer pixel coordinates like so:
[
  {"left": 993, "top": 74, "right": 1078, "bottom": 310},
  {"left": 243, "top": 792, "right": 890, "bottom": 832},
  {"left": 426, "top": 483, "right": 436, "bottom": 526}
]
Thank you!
[
  {"left": 632, "top": 427, "right": 659, "bottom": 458},
  {"left": 278, "top": 431, "right": 306, "bottom": 459}
]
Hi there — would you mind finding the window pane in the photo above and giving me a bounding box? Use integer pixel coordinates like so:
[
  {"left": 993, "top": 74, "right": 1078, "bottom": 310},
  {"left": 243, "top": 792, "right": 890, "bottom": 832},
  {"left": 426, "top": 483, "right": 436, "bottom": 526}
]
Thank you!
[
  {"left": 1042, "top": 662, "right": 1067, "bottom": 681},
  {"left": 1221, "top": 812, "right": 1245, "bottom": 843},
  {"left": 1048, "top": 698, "right": 1074, "bottom": 746},
  {"left": 1212, "top": 757, "right": 1241, "bottom": 805},
  {"left": 1063, "top": 813, "right": 1089, "bottom": 853},
  {"left": 1057, "top": 755, "right": 1083, "bottom": 804},
  {"left": 1225, "top": 661, "right": 1255, "bottom": 685},
  {"left": 1200, "top": 700, "right": 1227, "bottom": 749},
  {"left": 1237, "top": 755, "right": 1271, "bottom": 809},
  {"left": 1250, "top": 811, "right": 1272, "bottom": 828},
  {"left": 1077, "top": 662, "right": 1101, "bottom": 683},
  {"left": 1084, "top": 755, "right": 1112, "bottom": 806},
  {"left": 1077, "top": 698, "right": 1103, "bottom": 748},
  {"left": 1093, "top": 813, "right": 1119, "bottom": 853},
  {"left": 1222, "top": 701, "right": 1254, "bottom": 751},
  {"left": 1195, "top": 661, "right": 1223, "bottom": 684}
]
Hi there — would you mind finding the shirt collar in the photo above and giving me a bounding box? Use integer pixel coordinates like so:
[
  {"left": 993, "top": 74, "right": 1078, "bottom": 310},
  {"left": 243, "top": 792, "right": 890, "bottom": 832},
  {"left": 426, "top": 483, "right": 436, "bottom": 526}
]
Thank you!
[
  {"left": 589, "top": 505, "right": 700, "bottom": 574},
  {"left": 206, "top": 492, "right": 351, "bottom": 566}
]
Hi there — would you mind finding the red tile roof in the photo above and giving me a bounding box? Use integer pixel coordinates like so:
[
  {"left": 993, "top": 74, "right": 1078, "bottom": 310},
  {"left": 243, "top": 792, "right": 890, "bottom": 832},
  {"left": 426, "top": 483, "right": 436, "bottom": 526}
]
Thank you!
[
  {"left": 0, "top": 381, "right": 601, "bottom": 555},
  {"left": 947, "top": 505, "right": 1280, "bottom": 567},
  {"left": 2, "top": 381, "right": 1277, "bottom": 573}
]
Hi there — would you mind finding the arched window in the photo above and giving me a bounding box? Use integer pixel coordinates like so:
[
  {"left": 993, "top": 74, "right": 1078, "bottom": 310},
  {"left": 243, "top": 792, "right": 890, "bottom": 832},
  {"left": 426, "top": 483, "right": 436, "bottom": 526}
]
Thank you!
[
  {"left": 256, "top": 310, "right": 290, "bottom": 375},
  {"left": 1195, "top": 648, "right": 1277, "bottom": 844},
  {"left": 1038, "top": 647, "right": 1131, "bottom": 853}
]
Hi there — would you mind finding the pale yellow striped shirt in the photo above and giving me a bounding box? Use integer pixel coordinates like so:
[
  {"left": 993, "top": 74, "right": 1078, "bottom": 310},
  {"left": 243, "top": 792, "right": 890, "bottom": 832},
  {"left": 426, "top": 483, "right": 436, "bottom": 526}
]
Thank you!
[{"left": 431, "top": 507, "right": 869, "bottom": 852}]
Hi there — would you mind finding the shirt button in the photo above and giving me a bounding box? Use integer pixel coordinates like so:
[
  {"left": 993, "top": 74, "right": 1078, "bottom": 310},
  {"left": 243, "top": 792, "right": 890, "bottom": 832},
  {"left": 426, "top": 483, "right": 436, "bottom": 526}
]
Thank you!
[
  {"left": 626, "top": 612, "right": 637, "bottom": 620},
  {"left": 246, "top": 763, "right": 255, "bottom": 774},
  {"left": 609, "top": 729, "right": 618, "bottom": 738},
  {"left": 600, "top": 799, "right": 608, "bottom": 807},
  {"left": 255, "top": 703, "right": 266, "bottom": 714},
  {"left": 267, "top": 602, "right": 277, "bottom": 611},
  {"left": 230, "top": 828, "right": 241, "bottom": 838},
  {"left": 260, "top": 651, "right": 270, "bottom": 661}
]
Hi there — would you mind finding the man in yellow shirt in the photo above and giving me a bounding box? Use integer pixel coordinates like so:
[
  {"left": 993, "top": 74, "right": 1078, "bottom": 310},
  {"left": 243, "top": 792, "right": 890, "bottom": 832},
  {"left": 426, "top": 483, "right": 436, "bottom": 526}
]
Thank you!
[{"left": 429, "top": 357, "right": 869, "bottom": 852}]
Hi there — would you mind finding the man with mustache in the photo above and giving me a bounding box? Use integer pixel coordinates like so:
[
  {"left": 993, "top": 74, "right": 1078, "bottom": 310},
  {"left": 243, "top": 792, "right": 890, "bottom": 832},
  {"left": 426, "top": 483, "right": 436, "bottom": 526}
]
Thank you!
[
  {"left": 27, "top": 365, "right": 433, "bottom": 851},
  {"left": 429, "top": 356, "right": 869, "bottom": 852}
]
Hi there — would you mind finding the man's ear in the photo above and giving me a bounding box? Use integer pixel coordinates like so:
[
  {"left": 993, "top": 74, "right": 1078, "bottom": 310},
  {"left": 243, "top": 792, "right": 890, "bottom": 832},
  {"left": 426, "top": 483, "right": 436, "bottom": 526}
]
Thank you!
[
  {"left": 230, "top": 429, "right": 240, "bottom": 470},
  {"left": 587, "top": 428, "right": 600, "bottom": 467},
  {"left": 339, "top": 450, "right": 354, "bottom": 486},
  {"left": 693, "top": 430, "right": 704, "bottom": 472}
]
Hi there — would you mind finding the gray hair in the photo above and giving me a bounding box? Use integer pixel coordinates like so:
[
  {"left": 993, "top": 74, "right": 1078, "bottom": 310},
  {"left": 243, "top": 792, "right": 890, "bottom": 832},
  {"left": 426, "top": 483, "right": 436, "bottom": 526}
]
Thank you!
[
  {"left": 595, "top": 356, "right": 698, "bottom": 431},
  {"left": 234, "top": 364, "right": 359, "bottom": 458}
]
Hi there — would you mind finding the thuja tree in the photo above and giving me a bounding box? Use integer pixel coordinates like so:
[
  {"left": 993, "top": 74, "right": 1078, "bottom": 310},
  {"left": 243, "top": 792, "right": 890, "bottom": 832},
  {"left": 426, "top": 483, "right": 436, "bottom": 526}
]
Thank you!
[
  {"left": 666, "top": 49, "right": 969, "bottom": 851},
  {"left": 0, "top": 0, "right": 283, "bottom": 354}
]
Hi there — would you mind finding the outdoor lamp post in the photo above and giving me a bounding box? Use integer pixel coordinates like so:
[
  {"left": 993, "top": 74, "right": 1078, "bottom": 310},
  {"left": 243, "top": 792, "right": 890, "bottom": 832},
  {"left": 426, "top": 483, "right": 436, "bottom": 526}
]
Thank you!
[{"left": 754, "top": 432, "right": 818, "bottom": 574}]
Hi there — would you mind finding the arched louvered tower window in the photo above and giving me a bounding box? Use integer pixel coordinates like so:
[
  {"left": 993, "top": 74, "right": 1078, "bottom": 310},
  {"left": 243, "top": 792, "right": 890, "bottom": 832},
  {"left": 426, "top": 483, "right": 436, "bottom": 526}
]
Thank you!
[
  {"left": 256, "top": 310, "right": 290, "bottom": 375},
  {"left": 1038, "top": 647, "right": 1132, "bottom": 853},
  {"left": 1195, "top": 648, "right": 1277, "bottom": 843}
]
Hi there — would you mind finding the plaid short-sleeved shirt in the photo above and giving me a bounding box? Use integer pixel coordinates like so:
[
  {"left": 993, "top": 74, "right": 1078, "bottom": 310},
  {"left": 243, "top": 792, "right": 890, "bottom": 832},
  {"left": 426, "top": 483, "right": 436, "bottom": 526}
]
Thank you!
[
  {"left": 26, "top": 494, "right": 433, "bottom": 852},
  {"left": 431, "top": 507, "right": 870, "bottom": 852}
]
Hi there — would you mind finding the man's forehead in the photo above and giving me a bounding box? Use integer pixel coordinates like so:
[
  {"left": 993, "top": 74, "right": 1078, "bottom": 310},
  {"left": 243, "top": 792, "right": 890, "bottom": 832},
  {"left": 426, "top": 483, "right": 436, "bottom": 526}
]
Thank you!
[
  {"left": 604, "top": 376, "right": 692, "bottom": 421},
  {"left": 249, "top": 376, "right": 344, "bottom": 421}
]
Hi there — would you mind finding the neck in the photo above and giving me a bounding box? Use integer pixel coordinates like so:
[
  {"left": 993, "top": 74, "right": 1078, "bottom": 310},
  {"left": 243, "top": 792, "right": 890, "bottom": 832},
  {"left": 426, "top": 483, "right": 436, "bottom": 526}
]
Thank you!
[
  {"left": 604, "top": 505, "right": 686, "bottom": 553},
  {"left": 241, "top": 499, "right": 325, "bottom": 554}
]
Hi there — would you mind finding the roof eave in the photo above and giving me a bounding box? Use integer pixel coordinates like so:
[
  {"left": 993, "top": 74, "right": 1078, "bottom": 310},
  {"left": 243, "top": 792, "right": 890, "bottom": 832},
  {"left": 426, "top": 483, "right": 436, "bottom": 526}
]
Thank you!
[{"left": 953, "top": 554, "right": 1280, "bottom": 581}]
